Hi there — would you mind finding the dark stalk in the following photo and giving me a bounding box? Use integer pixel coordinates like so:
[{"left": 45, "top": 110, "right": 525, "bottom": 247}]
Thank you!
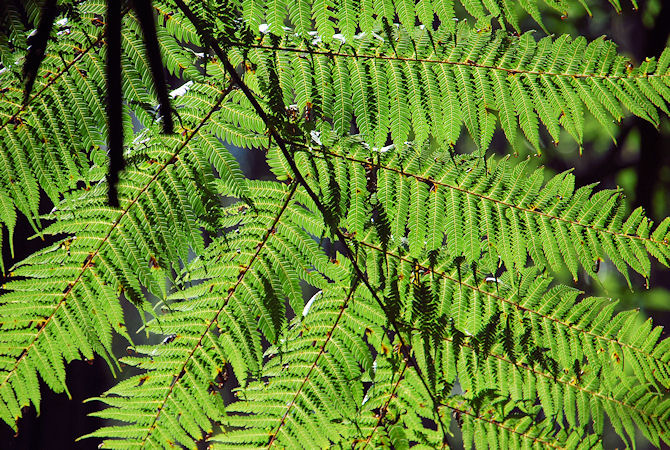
[
  {"left": 172, "top": 0, "right": 451, "bottom": 444},
  {"left": 131, "top": 0, "right": 173, "bottom": 133},
  {"left": 106, "top": 0, "right": 123, "bottom": 207},
  {"left": 22, "top": 0, "right": 58, "bottom": 104}
]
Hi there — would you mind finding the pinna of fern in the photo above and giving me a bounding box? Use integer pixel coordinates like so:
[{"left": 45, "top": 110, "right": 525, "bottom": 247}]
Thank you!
[
  {"left": 0, "top": 74, "right": 254, "bottom": 430},
  {"left": 240, "top": 23, "right": 670, "bottom": 153},
  {"left": 281, "top": 138, "right": 670, "bottom": 285}
]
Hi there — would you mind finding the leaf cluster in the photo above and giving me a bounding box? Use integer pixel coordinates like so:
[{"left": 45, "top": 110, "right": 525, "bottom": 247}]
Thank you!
[{"left": 0, "top": 0, "right": 669, "bottom": 449}]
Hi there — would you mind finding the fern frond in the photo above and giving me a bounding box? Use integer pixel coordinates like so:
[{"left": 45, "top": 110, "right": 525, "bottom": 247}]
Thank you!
[
  {"left": 242, "top": 27, "right": 670, "bottom": 152},
  {"left": 86, "top": 180, "right": 349, "bottom": 447},
  {"left": 197, "top": 0, "right": 642, "bottom": 39},
  {"left": 289, "top": 140, "right": 670, "bottom": 284},
  {"left": 2, "top": 2, "right": 669, "bottom": 449},
  {"left": 351, "top": 241, "right": 670, "bottom": 445},
  {"left": 0, "top": 78, "right": 249, "bottom": 430}
]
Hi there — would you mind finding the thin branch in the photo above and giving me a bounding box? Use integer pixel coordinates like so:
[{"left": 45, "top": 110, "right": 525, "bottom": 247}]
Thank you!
[
  {"left": 172, "top": 0, "right": 451, "bottom": 443},
  {"left": 106, "top": 0, "right": 123, "bottom": 207},
  {"left": 236, "top": 42, "right": 670, "bottom": 82},
  {"left": 267, "top": 280, "right": 359, "bottom": 448}
]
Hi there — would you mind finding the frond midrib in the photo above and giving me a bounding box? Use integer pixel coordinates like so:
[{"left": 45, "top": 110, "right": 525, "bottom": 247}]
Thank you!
[
  {"left": 266, "top": 283, "right": 357, "bottom": 448},
  {"left": 137, "top": 182, "right": 299, "bottom": 447},
  {"left": 358, "top": 240, "right": 666, "bottom": 367},
  {"left": 238, "top": 42, "right": 670, "bottom": 82},
  {"left": 0, "top": 80, "right": 234, "bottom": 403},
  {"left": 307, "top": 145, "right": 667, "bottom": 247}
]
